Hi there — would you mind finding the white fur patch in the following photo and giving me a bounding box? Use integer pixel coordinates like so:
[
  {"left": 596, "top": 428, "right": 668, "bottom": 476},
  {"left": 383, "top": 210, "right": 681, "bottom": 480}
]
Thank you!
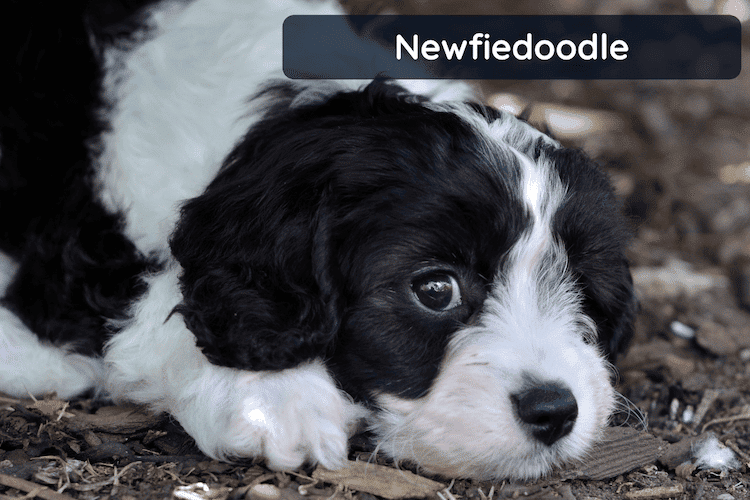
[
  {"left": 0, "top": 251, "right": 18, "bottom": 292},
  {"left": 104, "top": 264, "right": 368, "bottom": 469},
  {"left": 94, "top": 0, "right": 340, "bottom": 257},
  {"left": 94, "top": 0, "right": 474, "bottom": 258},
  {"left": 0, "top": 308, "right": 105, "bottom": 399},
  {"left": 0, "top": 252, "right": 104, "bottom": 399}
]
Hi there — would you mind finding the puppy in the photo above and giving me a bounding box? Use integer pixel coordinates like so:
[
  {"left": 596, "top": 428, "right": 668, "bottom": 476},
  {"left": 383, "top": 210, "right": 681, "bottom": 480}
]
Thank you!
[{"left": 0, "top": 0, "right": 636, "bottom": 480}]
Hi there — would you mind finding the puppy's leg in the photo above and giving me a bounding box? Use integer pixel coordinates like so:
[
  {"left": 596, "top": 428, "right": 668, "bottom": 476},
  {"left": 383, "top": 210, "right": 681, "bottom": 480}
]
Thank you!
[
  {"left": 105, "top": 264, "right": 367, "bottom": 469},
  {"left": 0, "top": 307, "right": 104, "bottom": 399},
  {"left": 0, "top": 252, "right": 104, "bottom": 399}
]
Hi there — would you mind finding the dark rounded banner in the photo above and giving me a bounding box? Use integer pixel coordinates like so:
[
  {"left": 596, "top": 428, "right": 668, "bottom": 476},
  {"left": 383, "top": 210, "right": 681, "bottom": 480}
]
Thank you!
[{"left": 283, "top": 15, "right": 741, "bottom": 79}]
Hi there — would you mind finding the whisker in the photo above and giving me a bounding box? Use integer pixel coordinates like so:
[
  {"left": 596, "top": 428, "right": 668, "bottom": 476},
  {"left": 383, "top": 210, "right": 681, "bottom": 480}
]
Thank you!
[{"left": 611, "top": 391, "right": 648, "bottom": 431}]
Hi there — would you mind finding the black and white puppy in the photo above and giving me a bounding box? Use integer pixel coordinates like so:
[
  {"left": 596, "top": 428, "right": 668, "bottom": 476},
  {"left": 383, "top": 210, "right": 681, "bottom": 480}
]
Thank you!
[{"left": 0, "top": 0, "right": 636, "bottom": 480}]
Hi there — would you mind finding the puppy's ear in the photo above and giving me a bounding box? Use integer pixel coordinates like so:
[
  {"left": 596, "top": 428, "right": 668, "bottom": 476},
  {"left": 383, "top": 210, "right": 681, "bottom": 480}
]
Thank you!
[
  {"left": 597, "top": 273, "right": 637, "bottom": 361},
  {"left": 548, "top": 146, "right": 637, "bottom": 363},
  {"left": 169, "top": 164, "right": 341, "bottom": 371},
  {"left": 169, "top": 80, "right": 430, "bottom": 371}
]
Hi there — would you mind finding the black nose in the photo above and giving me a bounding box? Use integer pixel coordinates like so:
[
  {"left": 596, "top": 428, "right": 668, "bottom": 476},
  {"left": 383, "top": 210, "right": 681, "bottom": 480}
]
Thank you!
[{"left": 511, "top": 382, "right": 578, "bottom": 446}]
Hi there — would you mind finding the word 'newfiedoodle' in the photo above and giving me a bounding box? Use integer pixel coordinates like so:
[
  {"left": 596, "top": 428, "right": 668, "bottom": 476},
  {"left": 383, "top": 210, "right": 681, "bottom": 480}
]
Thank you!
[{"left": 395, "top": 33, "right": 629, "bottom": 62}]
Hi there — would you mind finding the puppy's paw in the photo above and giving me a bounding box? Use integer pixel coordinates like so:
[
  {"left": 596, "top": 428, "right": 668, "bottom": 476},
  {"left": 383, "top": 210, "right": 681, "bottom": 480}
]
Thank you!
[
  {"left": 176, "top": 361, "right": 367, "bottom": 470},
  {"left": 224, "top": 387, "right": 351, "bottom": 470}
]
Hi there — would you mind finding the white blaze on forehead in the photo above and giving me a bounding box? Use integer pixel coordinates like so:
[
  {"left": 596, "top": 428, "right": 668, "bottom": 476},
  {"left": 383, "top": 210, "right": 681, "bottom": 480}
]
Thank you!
[
  {"left": 482, "top": 111, "right": 571, "bottom": 320},
  {"left": 482, "top": 112, "right": 564, "bottom": 233},
  {"left": 508, "top": 152, "right": 568, "bottom": 289},
  {"left": 437, "top": 103, "right": 576, "bottom": 320},
  {"left": 517, "top": 154, "right": 551, "bottom": 262}
]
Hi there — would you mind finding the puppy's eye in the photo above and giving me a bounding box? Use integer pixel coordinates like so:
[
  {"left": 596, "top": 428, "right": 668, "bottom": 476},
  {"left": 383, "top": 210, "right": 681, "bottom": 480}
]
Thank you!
[{"left": 412, "top": 273, "right": 462, "bottom": 312}]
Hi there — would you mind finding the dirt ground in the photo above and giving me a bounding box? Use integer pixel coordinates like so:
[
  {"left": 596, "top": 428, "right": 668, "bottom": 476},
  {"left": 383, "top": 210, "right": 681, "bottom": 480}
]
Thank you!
[{"left": 2, "top": 0, "right": 750, "bottom": 499}]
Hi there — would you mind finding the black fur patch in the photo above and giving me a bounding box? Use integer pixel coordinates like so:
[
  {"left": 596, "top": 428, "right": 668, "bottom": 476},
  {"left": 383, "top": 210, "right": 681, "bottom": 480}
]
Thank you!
[{"left": 0, "top": 0, "right": 160, "bottom": 355}]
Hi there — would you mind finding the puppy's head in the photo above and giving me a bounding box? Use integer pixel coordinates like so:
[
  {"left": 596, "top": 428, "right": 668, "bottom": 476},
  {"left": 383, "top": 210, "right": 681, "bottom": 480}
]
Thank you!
[{"left": 170, "top": 80, "right": 636, "bottom": 479}]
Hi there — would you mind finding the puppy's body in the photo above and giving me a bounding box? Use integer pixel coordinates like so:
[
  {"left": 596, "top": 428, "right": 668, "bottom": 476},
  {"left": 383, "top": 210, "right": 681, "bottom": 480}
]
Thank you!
[{"left": 0, "top": 0, "right": 636, "bottom": 480}]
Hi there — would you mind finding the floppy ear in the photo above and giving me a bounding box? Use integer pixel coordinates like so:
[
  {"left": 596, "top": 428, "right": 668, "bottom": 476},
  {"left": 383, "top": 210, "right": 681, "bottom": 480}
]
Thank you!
[
  {"left": 170, "top": 79, "right": 436, "bottom": 371},
  {"left": 168, "top": 84, "right": 346, "bottom": 371},
  {"left": 567, "top": 248, "right": 636, "bottom": 362},
  {"left": 547, "top": 146, "right": 637, "bottom": 363},
  {"left": 596, "top": 271, "right": 638, "bottom": 362},
  {"left": 170, "top": 180, "right": 341, "bottom": 371}
]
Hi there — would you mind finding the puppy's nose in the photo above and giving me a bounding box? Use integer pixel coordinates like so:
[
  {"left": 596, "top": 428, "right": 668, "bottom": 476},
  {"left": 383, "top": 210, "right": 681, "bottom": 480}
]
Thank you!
[{"left": 511, "top": 383, "right": 578, "bottom": 446}]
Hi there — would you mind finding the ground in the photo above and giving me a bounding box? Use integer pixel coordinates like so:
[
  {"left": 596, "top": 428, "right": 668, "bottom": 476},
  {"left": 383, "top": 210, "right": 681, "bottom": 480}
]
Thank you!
[{"left": 2, "top": 0, "right": 750, "bottom": 498}]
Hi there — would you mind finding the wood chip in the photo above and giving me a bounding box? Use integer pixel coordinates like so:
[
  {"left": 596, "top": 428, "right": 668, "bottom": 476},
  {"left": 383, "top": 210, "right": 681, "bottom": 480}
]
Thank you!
[
  {"left": 531, "top": 103, "right": 624, "bottom": 140},
  {"left": 624, "top": 485, "right": 684, "bottom": 499},
  {"left": 172, "top": 482, "right": 232, "bottom": 500},
  {"left": 658, "top": 434, "right": 709, "bottom": 470},
  {"left": 561, "top": 427, "right": 666, "bottom": 481},
  {"left": 27, "top": 398, "right": 73, "bottom": 420},
  {"left": 66, "top": 405, "right": 163, "bottom": 434},
  {"left": 83, "top": 430, "right": 103, "bottom": 447},
  {"left": 312, "top": 460, "right": 445, "bottom": 500},
  {"left": 631, "top": 259, "right": 728, "bottom": 299},
  {"left": 691, "top": 389, "right": 721, "bottom": 428}
]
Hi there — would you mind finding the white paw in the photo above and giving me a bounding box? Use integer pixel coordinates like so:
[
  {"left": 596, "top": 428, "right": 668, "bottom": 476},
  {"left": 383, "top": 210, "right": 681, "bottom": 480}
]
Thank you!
[
  {"left": 103, "top": 268, "right": 367, "bottom": 470},
  {"left": 173, "top": 361, "right": 368, "bottom": 470},
  {"left": 0, "top": 307, "right": 104, "bottom": 399}
]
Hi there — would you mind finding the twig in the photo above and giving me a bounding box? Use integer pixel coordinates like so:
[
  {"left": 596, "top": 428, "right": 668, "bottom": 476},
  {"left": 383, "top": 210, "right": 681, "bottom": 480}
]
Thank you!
[
  {"left": 0, "top": 395, "right": 23, "bottom": 406},
  {"left": 701, "top": 405, "right": 750, "bottom": 433},
  {"left": 726, "top": 440, "right": 750, "bottom": 463},
  {"left": 10, "top": 404, "right": 45, "bottom": 423},
  {"left": 30, "top": 455, "right": 73, "bottom": 493},
  {"left": 0, "top": 473, "right": 76, "bottom": 500}
]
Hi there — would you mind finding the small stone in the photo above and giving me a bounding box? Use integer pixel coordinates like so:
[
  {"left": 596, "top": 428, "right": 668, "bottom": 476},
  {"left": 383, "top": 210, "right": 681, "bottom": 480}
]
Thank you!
[
  {"left": 670, "top": 321, "right": 695, "bottom": 340},
  {"left": 696, "top": 320, "right": 739, "bottom": 356},
  {"left": 669, "top": 398, "right": 679, "bottom": 420},
  {"left": 248, "top": 484, "right": 282, "bottom": 500},
  {"left": 682, "top": 405, "right": 695, "bottom": 424}
]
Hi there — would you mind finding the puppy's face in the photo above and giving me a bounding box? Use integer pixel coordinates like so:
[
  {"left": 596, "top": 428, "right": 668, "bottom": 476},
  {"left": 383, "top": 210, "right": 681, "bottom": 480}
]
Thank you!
[{"left": 171, "top": 81, "right": 636, "bottom": 479}]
